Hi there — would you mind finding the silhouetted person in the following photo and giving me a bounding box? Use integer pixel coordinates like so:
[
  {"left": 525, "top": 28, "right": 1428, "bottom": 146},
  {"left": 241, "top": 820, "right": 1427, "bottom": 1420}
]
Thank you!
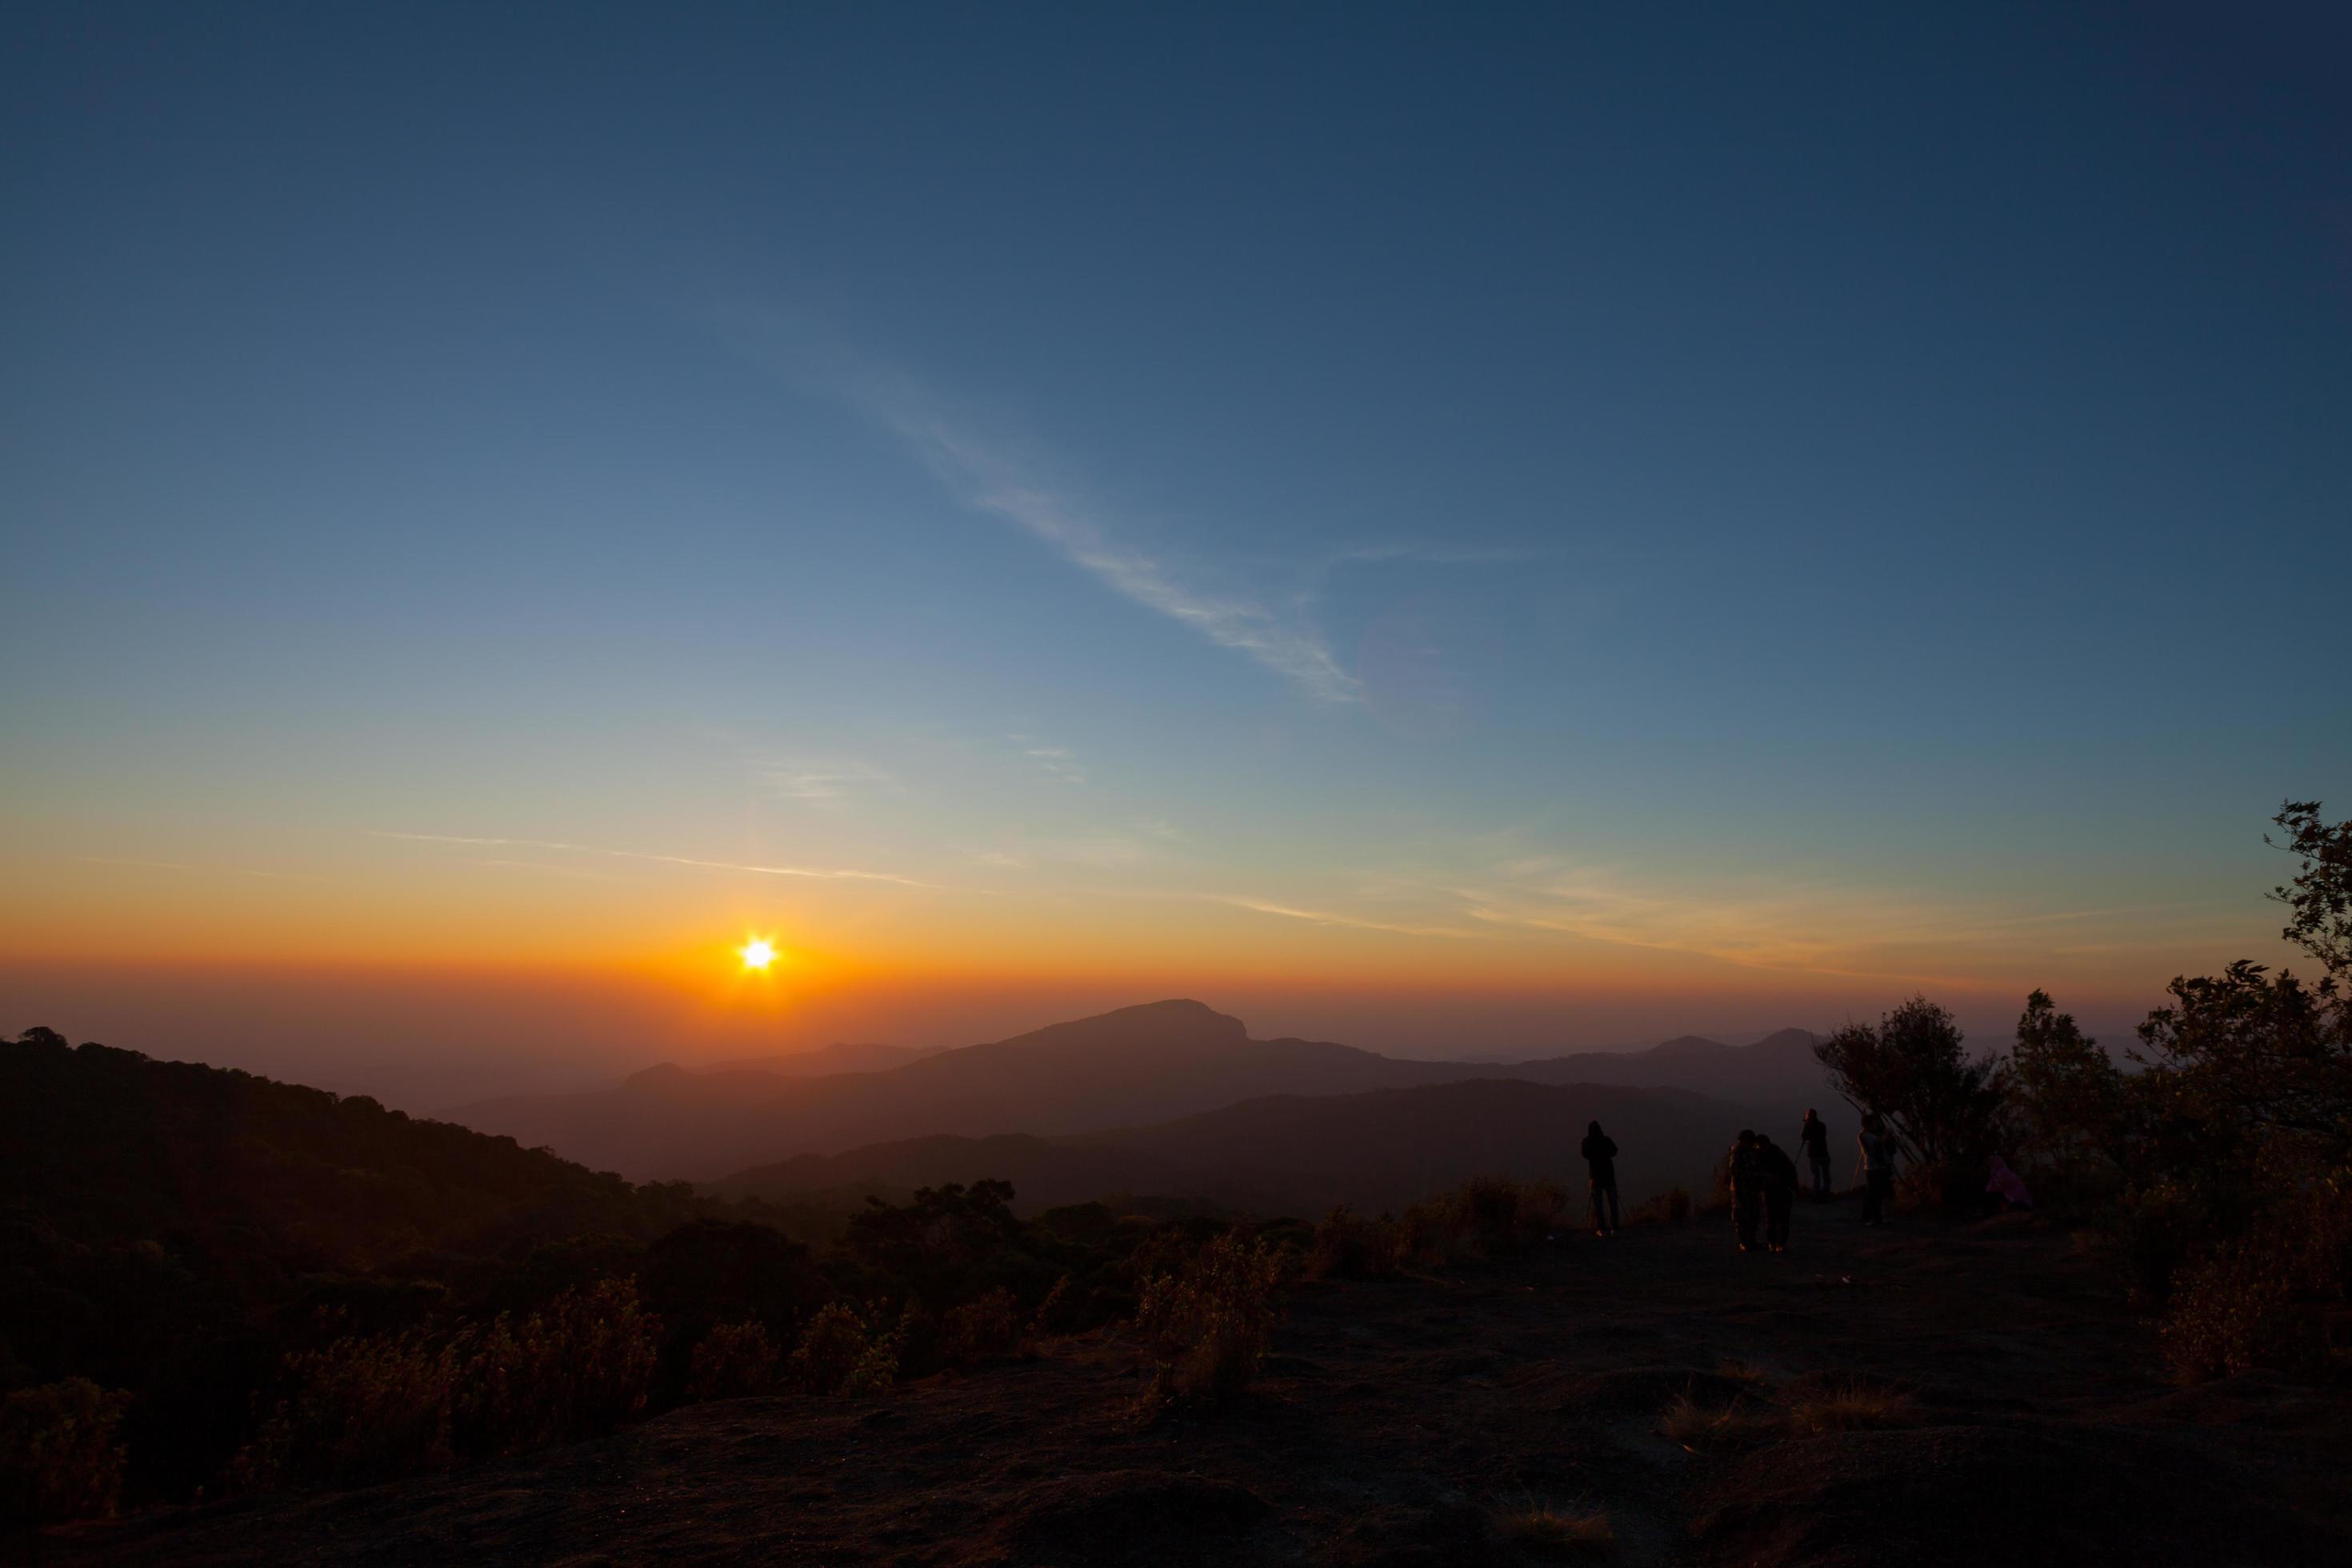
[
  {"left": 1859, "top": 1116, "right": 1898, "bottom": 1226},
  {"left": 1758, "top": 1134, "right": 1798, "bottom": 1252},
  {"left": 1799, "top": 1109, "right": 1832, "bottom": 1200},
  {"left": 1729, "top": 1129, "right": 1763, "bottom": 1251},
  {"left": 1984, "top": 1154, "right": 2034, "bottom": 1215},
  {"left": 1581, "top": 1119, "right": 1621, "bottom": 1236}
]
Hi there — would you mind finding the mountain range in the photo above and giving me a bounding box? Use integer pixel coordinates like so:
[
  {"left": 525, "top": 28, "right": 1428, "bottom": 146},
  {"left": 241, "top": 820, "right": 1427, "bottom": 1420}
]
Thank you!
[
  {"left": 446, "top": 1000, "right": 1831, "bottom": 1185},
  {"left": 706, "top": 1077, "right": 1737, "bottom": 1215}
]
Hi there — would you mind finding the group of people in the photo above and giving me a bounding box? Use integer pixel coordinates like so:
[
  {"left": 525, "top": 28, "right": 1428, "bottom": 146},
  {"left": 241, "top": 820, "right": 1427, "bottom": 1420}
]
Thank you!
[{"left": 1574, "top": 1109, "right": 1943, "bottom": 1252}]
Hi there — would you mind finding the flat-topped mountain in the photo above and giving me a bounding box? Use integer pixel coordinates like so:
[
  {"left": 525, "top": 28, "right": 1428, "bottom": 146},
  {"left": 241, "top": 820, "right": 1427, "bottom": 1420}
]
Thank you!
[{"left": 447, "top": 1002, "right": 1830, "bottom": 1182}]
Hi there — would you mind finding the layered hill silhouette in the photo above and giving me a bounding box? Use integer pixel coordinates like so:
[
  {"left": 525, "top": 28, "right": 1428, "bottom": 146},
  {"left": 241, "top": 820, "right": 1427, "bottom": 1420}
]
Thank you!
[
  {"left": 707, "top": 1078, "right": 1733, "bottom": 1214},
  {"left": 447, "top": 1000, "right": 1829, "bottom": 1182},
  {"left": 696, "top": 1039, "right": 950, "bottom": 1077}
]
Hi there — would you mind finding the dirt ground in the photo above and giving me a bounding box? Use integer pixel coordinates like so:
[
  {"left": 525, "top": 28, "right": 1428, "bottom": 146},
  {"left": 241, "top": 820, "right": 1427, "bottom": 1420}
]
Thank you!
[{"left": 28, "top": 1198, "right": 2352, "bottom": 1566}]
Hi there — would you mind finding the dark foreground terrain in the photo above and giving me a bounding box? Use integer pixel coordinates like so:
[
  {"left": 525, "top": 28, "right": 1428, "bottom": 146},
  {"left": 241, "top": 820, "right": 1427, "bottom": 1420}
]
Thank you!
[{"left": 32, "top": 1199, "right": 2350, "bottom": 1568}]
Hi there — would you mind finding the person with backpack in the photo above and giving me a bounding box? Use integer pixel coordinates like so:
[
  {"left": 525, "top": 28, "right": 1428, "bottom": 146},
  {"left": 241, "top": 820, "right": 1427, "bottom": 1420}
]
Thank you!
[
  {"left": 1580, "top": 1119, "right": 1621, "bottom": 1237},
  {"left": 1757, "top": 1133, "right": 1799, "bottom": 1252},
  {"left": 1728, "top": 1130, "right": 1764, "bottom": 1252},
  {"left": 1859, "top": 1116, "right": 1898, "bottom": 1226},
  {"left": 1798, "top": 1109, "right": 1833, "bottom": 1201}
]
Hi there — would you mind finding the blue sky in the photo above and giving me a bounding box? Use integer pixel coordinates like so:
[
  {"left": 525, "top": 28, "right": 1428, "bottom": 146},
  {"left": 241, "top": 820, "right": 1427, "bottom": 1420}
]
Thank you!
[{"left": 4, "top": 4, "right": 2348, "bottom": 1093}]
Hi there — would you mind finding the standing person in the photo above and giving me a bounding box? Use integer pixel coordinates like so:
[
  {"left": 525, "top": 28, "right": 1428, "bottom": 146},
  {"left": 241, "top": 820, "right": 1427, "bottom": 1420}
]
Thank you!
[
  {"left": 1799, "top": 1110, "right": 1833, "bottom": 1201},
  {"left": 1580, "top": 1120, "right": 1621, "bottom": 1237},
  {"left": 1985, "top": 1154, "right": 2034, "bottom": 1214},
  {"left": 1728, "top": 1130, "right": 1764, "bottom": 1252},
  {"left": 1758, "top": 1134, "right": 1798, "bottom": 1253},
  {"left": 1859, "top": 1117, "right": 1898, "bottom": 1226}
]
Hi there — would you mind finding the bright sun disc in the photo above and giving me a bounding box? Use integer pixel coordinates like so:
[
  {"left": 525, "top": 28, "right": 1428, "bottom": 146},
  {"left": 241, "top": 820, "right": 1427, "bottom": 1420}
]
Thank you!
[{"left": 738, "top": 938, "right": 776, "bottom": 971}]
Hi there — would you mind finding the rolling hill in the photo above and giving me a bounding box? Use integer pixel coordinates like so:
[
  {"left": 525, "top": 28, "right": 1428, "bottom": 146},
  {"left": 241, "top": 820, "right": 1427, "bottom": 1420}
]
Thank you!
[
  {"left": 447, "top": 1001, "right": 1832, "bottom": 1182},
  {"left": 706, "top": 1077, "right": 1740, "bottom": 1214}
]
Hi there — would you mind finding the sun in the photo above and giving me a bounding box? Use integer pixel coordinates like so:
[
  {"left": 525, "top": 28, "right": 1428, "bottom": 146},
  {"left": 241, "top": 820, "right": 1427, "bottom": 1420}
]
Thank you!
[{"left": 737, "top": 938, "right": 777, "bottom": 972}]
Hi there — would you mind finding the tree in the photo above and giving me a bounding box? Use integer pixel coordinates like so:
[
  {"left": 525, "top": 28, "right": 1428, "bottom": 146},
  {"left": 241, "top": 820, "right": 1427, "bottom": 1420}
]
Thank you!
[
  {"left": 2009, "top": 989, "right": 2126, "bottom": 1171},
  {"left": 1812, "top": 996, "right": 2007, "bottom": 1166},
  {"left": 2269, "top": 798, "right": 2352, "bottom": 980}
]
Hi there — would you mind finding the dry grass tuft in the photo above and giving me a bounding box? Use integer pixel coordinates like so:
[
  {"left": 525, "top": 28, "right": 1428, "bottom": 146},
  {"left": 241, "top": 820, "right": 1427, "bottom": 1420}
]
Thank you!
[
  {"left": 1787, "top": 1380, "right": 1916, "bottom": 1434},
  {"left": 1498, "top": 1503, "right": 1614, "bottom": 1555},
  {"left": 1715, "top": 1357, "right": 1771, "bottom": 1387},
  {"left": 1658, "top": 1391, "right": 1785, "bottom": 1451}
]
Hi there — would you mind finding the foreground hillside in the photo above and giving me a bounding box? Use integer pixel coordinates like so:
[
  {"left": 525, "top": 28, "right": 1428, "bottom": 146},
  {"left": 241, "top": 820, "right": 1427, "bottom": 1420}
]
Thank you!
[
  {"left": 711, "top": 1078, "right": 1739, "bottom": 1214},
  {"left": 449, "top": 1001, "right": 1826, "bottom": 1182},
  {"left": 49, "top": 1204, "right": 2351, "bottom": 1567}
]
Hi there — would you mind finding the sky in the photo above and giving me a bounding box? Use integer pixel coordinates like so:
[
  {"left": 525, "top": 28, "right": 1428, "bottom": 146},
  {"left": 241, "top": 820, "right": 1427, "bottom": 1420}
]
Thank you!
[{"left": 4, "top": 4, "right": 2348, "bottom": 1107}]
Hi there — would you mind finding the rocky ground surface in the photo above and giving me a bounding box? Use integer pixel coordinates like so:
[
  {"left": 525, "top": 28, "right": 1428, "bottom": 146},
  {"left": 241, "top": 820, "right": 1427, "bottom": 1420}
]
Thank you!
[{"left": 30, "top": 1199, "right": 2352, "bottom": 1566}]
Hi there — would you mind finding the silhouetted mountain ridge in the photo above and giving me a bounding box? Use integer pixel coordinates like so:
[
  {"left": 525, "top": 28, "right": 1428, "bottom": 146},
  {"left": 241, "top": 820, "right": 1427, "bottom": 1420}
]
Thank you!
[
  {"left": 707, "top": 1077, "right": 1739, "bottom": 1214},
  {"left": 447, "top": 1002, "right": 1831, "bottom": 1182}
]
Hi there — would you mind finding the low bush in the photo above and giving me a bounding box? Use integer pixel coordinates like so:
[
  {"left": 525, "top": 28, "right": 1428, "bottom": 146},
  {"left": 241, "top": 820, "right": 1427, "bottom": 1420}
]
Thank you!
[
  {"left": 788, "top": 1301, "right": 902, "bottom": 1395},
  {"left": 2160, "top": 1175, "right": 2350, "bottom": 1381},
  {"left": 1, "top": 1378, "right": 131, "bottom": 1526},
  {"left": 1400, "top": 1178, "right": 1565, "bottom": 1265},
  {"left": 239, "top": 1278, "right": 661, "bottom": 1490},
  {"left": 1658, "top": 1391, "right": 1783, "bottom": 1451},
  {"left": 1498, "top": 1502, "right": 1614, "bottom": 1556},
  {"left": 1630, "top": 1186, "right": 1693, "bottom": 1226},
  {"left": 937, "top": 1287, "right": 1023, "bottom": 1366},
  {"left": 1134, "top": 1230, "right": 1287, "bottom": 1414},
  {"left": 684, "top": 1318, "right": 779, "bottom": 1402},
  {"left": 1308, "top": 1206, "right": 1402, "bottom": 1278},
  {"left": 1787, "top": 1380, "right": 1916, "bottom": 1434}
]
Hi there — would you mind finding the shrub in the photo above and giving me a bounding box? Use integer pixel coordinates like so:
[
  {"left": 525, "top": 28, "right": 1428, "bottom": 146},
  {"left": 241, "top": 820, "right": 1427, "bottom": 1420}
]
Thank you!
[
  {"left": 1400, "top": 1178, "right": 1565, "bottom": 1266},
  {"left": 1658, "top": 1392, "right": 1783, "bottom": 1451},
  {"left": 242, "top": 1278, "right": 660, "bottom": 1490},
  {"left": 790, "top": 1302, "right": 870, "bottom": 1393},
  {"left": 1630, "top": 1186, "right": 1693, "bottom": 1226},
  {"left": 1498, "top": 1502, "right": 1614, "bottom": 1556},
  {"left": 1308, "top": 1207, "right": 1402, "bottom": 1278},
  {"left": 238, "top": 1327, "right": 460, "bottom": 1488},
  {"left": 0, "top": 1378, "right": 131, "bottom": 1525},
  {"left": 1135, "top": 1230, "right": 1287, "bottom": 1414},
  {"left": 685, "top": 1318, "right": 778, "bottom": 1402},
  {"left": 458, "top": 1278, "right": 660, "bottom": 1454},
  {"left": 2159, "top": 1161, "right": 2352, "bottom": 1381},
  {"left": 1788, "top": 1381, "right": 1916, "bottom": 1434},
  {"left": 789, "top": 1302, "right": 902, "bottom": 1395},
  {"left": 938, "top": 1287, "right": 1022, "bottom": 1366}
]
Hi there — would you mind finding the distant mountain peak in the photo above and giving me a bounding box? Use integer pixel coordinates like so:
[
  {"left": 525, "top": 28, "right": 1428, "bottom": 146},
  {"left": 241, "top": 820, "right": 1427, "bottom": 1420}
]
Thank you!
[
  {"left": 1646, "top": 1034, "right": 1732, "bottom": 1058},
  {"left": 1008, "top": 999, "right": 1250, "bottom": 1045}
]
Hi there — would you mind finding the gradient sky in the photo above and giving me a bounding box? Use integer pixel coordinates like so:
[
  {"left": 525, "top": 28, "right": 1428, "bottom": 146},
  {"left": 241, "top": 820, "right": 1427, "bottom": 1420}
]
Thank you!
[{"left": 5, "top": 5, "right": 2348, "bottom": 1105}]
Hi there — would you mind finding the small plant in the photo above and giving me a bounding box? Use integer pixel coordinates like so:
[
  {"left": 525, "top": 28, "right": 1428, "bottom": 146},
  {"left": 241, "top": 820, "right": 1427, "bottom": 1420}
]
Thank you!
[
  {"left": 0, "top": 1379, "right": 131, "bottom": 1526},
  {"left": 1787, "top": 1380, "right": 1916, "bottom": 1434},
  {"left": 1658, "top": 1391, "right": 1784, "bottom": 1451},
  {"left": 1026, "top": 1274, "right": 1073, "bottom": 1343},
  {"left": 790, "top": 1301, "right": 898, "bottom": 1394},
  {"left": 1630, "top": 1186, "right": 1693, "bottom": 1225},
  {"left": 1399, "top": 1178, "right": 1566, "bottom": 1265},
  {"left": 1134, "top": 1230, "right": 1287, "bottom": 1414},
  {"left": 1308, "top": 1206, "right": 1402, "bottom": 1278},
  {"left": 1715, "top": 1357, "right": 1770, "bottom": 1387},
  {"left": 685, "top": 1318, "right": 779, "bottom": 1402},
  {"left": 938, "top": 1287, "right": 1023, "bottom": 1365},
  {"left": 1498, "top": 1502, "right": 1614, "bottom": 1556}
]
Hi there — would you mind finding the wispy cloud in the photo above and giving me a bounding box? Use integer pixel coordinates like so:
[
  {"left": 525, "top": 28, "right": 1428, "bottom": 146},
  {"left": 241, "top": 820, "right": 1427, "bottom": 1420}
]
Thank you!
[
  {"left": 369, "top": 832, "right": 932, "bottom": 886},
  {"left": 1025, "top": 746, "right": 1088, "bottom": 785},
  {"left": 731, "top": 318, "right": 1362, "bottom": 703},
  {"left": 764, "top": 759, "right": 902, "bottom": 802},
  {"left": 1210, "top": 896, "right": 1486, "bottom": 941}
]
